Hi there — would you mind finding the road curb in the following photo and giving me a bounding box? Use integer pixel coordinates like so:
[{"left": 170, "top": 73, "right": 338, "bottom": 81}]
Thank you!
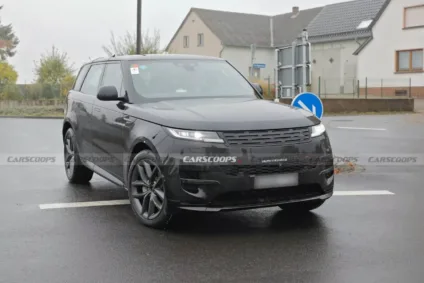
[{"left": 0, "top": 116, "right": 63, "bottom": 120}]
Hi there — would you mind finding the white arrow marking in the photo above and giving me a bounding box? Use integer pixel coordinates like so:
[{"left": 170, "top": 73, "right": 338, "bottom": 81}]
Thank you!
[{"left": 298, "top": 100, "right": 317, "bottom": 116}]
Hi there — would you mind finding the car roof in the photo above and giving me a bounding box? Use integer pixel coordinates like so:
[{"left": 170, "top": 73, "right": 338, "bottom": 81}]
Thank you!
[{"left": 89, "top": 54, "right": 224, "bottom": 64}]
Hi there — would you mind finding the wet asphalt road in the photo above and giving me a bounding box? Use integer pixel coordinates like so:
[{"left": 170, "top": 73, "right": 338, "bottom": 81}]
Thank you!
[{"left": 1, "top": 113, "right": 424, "bottom": 283}]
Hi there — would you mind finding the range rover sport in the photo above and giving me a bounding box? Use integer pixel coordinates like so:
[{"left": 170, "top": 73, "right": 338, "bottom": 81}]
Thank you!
[{"left": 63, "top": 54, "right": 334, "bottom": 228}]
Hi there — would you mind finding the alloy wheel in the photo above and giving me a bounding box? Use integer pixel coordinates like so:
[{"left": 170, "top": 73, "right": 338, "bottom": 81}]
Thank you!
[
  {"left": 64, "top": 135, "right": 75, "bottom": 178},
  {"left": 130, "top": 160, "right": 165, "bottom": 220}
]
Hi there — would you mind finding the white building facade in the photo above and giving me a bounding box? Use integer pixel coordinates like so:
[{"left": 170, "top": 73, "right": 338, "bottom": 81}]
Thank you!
[{"left": 356, "top": 0, "right": 424, "bottom": 97}]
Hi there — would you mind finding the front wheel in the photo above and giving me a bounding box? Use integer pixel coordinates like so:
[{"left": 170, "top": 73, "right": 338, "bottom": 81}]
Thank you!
[
  {"left": 128, "top": 150, "right": 171, "bottom": 229},
  {"left": 278, "top": 200, "right": 325, "bottom": 212}
]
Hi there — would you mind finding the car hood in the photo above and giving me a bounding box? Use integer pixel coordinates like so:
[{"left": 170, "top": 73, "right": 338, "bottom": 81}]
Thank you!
[{"left": 125, "top": 98, "right": 320, "bottom": 131}]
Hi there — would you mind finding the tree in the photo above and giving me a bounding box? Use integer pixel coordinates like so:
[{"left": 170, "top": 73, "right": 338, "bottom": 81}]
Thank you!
[
  {"left": 0, "top": 6, "right": 20, "bottom": 60},
  {"left": 61, "top": 73, "right": 76, "bottom": 97},
  {"left": 102, "top": 29, "right": 163, "bottom": 56},
  {"left": 0, "top": 61, "right": 19, "bottom": 99},
  {"left": 34, "top": 46, "right": 75, "bottom": 85},
  {"left": 0, "top": 60, "right": 17, "bottom": 85}
]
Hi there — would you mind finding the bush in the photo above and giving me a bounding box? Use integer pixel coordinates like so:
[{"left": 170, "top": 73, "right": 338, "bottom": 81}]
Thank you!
[
  {"left": 0, "top": 84, "right": 21, "bottom": 100},
  {"left": 23, "top": 84, "right": 43, "bottom": 100},
  {"left": 21, "top": 84, "right": 62, "bottom": 100}
]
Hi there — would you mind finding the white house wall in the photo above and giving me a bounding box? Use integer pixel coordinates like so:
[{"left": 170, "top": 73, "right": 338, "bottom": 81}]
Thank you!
[
  {"left": 167, "top": 11, "right": 223, "bottom": 57},
  {"left": 311, "top": 39, "right": 364, "bottom": 95},
  {"left": 357, "top": 0, "right": 424, "bottom": 91},
  {"left": 221, "top": 47, "right": 275, "bottom": 81}
]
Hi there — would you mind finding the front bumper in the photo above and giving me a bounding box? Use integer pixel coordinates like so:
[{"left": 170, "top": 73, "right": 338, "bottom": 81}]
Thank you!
[{"left": 157, "top": 133, "right": 334, "bottom": 211}]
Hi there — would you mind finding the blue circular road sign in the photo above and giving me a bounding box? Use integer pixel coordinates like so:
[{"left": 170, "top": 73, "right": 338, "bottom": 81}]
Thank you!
[{"left": 291, "top": 92, "right": 324, "bottom": 119}]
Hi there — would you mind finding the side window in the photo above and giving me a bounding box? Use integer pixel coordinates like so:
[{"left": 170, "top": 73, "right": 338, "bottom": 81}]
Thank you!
[
  {"left": 80, "top": 64, "right": 104, "bottom": 96},
  {"left": 100, "top": 63, "right": 123, "bottom": 95},
  {"left": 73, "top": 65, "right": 90, "bottom": 91}
]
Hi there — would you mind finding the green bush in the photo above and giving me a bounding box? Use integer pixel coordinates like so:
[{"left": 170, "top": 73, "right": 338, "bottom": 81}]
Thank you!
[
  {"left": 21, "top": 84, "right": 62, "bottom": 100},
  {"left": 0, "top": 84, "right": 22, "bottom": 100}
]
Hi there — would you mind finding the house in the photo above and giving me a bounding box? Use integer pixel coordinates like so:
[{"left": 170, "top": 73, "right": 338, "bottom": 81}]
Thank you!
[
  {"left": 355, "top": 0, "right": 424, "bottom": 97},
  {"left": 165, "top": 7, "right": 323, "bottom": 80},
  {"left": 305, "top": 0, "right": 388, "bottom": 95}
]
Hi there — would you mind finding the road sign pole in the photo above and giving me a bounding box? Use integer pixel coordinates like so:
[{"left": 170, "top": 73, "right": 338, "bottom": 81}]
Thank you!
[
  {"left": 301, "top": 29, "right": 308, "bottom": 94},
  {"left": 274, "top": 49, "right": 279, "bottom": 102},
  {"left": 318, "top": 76, "right": 321, "bottom": 97},
  {"left": 250, "top": 44, "right": 256, "bottom": 79},
  {"left": 291, "top": 41, "right": 296, "bottom": 97},
  {"left": 267, "top": 75, "right": 271, "bottom": 99}
]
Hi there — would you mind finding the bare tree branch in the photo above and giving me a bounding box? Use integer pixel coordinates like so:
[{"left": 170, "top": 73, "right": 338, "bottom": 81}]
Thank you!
[{"left": 102, "top": 29, "right": 164, "bottom": 56}]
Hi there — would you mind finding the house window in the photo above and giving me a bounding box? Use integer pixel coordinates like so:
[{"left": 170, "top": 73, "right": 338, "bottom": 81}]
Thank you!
[
  {"left": 356, "top": 19, "right": 372, "bottom": 29},
  {"left": 197, "top": 33, "right": 204, "bottom": 47},
  {"left": 396, "top": 49, "right": 423, "bottom": 72},
  {"left": 183, "top": 36, "right": 189, "bottom": 48},
  {"left": 404, "top": 5, "right": 424, "bottom": 29}
]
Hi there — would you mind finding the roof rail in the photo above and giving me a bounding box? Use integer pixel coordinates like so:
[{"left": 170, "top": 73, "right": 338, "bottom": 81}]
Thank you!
[{"left": 91, "top": 57, "right": 107, "bottom": 62}]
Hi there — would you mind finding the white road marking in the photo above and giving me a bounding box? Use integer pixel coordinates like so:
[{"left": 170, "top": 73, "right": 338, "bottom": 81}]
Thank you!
[
  {"left": 336, "top": 126, "right": 387, "bottom": 131},
  {"left": 38, "top": 190, "right": 395, "bottom": 210},
  {"left": 39, "top": 200, "right": 130, "bottom": 210},
  {"left": 334, "top": 190, "right": 394, "bottom": 196}
]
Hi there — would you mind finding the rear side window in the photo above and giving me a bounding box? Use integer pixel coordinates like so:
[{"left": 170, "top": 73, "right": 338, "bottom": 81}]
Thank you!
[
  {"left": 100, "top": 63, "right": 123, "bottom": 95},
  {"left": 73, "top": 65, "right": 90, "bottom": 91},
  {"left": 80, "top": 64, "right": 104, "bottom": 96}
]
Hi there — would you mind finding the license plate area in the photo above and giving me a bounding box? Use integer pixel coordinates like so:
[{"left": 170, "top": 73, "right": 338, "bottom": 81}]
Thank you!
[{"left": 254, "top": 173, "right": 299, "bottom": 190}]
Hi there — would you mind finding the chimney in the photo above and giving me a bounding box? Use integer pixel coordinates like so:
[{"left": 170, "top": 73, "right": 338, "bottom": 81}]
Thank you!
[{"left": 292, "top": 6, "right": 300, "bottom": 15}]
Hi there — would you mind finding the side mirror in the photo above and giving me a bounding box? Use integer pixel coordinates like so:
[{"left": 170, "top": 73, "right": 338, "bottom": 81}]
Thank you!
[
  {"left": 97, "top": 86, "right": 126, "bottom": 102},
  {"left": 251, "top": 83, "right": 263, "bottom": 96}
]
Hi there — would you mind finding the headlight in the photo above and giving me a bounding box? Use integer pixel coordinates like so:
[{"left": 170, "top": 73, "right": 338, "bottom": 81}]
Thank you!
[
  {"left": 166, "top": 128, "right": 224, "bottom": 143},
  {"left": 311, "top": 123, "right": 326, "bottom": 138}
]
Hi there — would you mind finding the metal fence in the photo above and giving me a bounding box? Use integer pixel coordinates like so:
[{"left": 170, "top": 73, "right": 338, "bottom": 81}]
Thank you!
[{"left": 313, "top": 77, "right": 420, "bottom": 99}]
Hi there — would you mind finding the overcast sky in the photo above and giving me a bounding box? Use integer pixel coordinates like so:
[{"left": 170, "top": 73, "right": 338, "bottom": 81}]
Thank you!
[{"left": 1, "top": 0, "right": 339, "bottom": 83}]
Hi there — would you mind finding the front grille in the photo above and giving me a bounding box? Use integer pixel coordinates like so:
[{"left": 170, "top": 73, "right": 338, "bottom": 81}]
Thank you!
[
  {"left": 211, "top": 185, "right": 323, "bottom": 207},
  {"left": 221, "top": 127, "right": 311, "bottom": 147},
  {"left": 219, "top": 163, "right": 316, "bottom": 176}
]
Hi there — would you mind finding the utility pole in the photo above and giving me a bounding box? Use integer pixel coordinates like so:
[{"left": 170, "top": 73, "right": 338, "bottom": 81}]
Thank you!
[{"left": 136, "top": 0, "right": 142, "bottom": 55}]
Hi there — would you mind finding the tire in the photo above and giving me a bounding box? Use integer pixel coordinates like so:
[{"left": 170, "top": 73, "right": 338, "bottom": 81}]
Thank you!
[
  {"left": 279, "top": 200, "right": 325, "bottom": 212},
  {"left": 128, "top": 150, "right": 171, "bottom": 229},
  {"left": 64, "top": 128, "right": 94, "bottom": 184}
]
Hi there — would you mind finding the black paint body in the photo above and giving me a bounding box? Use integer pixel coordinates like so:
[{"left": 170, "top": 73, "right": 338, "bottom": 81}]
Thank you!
[{"left": 63, "top": 55, "right": 334, "bottom": 212}]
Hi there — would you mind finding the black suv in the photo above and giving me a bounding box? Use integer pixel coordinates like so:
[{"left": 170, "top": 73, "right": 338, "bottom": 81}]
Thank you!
[{"left": 63, "top": 55, "right": 334, "bottom": 228}]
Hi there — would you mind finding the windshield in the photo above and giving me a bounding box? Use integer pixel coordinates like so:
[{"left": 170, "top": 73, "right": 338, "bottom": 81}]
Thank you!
[{"left": 128, "top": 59, "right": 256, "bottom": 99}]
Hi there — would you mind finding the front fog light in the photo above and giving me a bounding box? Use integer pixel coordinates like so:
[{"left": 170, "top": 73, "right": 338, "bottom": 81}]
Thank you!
[
  {"left": 167, "top": 128, "right": 224, "bottom": 143},
  {"left": 311, "top": 123, "right": 326, "bottom": 138}
]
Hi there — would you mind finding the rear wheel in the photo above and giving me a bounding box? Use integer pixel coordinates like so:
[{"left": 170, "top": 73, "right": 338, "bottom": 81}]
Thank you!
[
  {"left": 64, "top": 128, "right": 93, "bottom": 184},
  {"left": 128, "top": 150, "right": 171, "bottom": 229},
  {"left": 279, "top": 200, "right": 325, "bottom": 212}
]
